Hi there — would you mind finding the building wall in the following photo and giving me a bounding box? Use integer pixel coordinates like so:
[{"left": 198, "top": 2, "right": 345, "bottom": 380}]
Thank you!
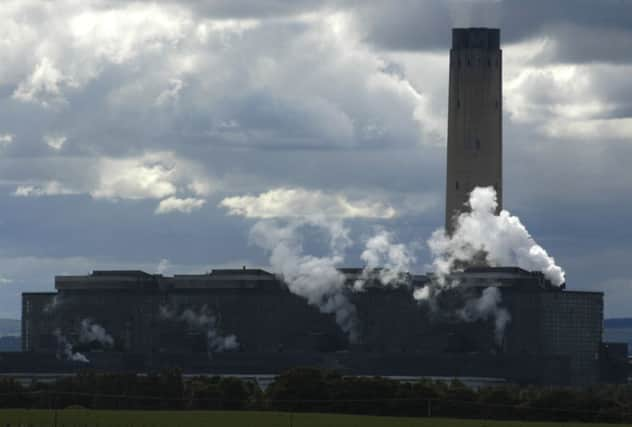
[
  {"left": 21, "top": 269, "right": 608, "bottom": 385},
  {"left": 445, "top": 28, "right": 502, "bottom": 231},
  {"left": 503, "top": 290, "right": 543, "bottom": 355},
  {"left": 539, "top": 291, "right": 603, "bottom": 385},
  {"left": 22, "top": 293, "right": 56, "bottom": 352},
  {"left": 163, "top": 288, "right": 345, "bottom": 353}
]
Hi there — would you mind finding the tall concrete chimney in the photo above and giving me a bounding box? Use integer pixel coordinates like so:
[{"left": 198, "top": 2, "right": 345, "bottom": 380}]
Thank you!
[{"left": 445, "top": 28, "right": 502, "bottom": 232}]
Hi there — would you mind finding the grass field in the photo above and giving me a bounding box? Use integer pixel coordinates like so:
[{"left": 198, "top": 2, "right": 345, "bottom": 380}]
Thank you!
[{"left": 0, "top": 410, "right": 628, "bottom": 427}]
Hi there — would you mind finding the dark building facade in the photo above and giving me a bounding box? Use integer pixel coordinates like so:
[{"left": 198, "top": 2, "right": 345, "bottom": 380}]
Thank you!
[{"left": 19, "top": 267, "right": 611, "bottom": 386}]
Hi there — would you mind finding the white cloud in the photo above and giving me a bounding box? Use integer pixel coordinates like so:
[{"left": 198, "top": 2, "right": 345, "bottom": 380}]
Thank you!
[
  {"left": 504, "top": 45, "right": 632, "bottom": 140},
  {"left": 10, "top": 152, "right": 215, "bottom": 203},
  {"left": 13, "top": 57, "right": 72, "bottom": 107},
  {"left": 4, "top": 2, "right": 192, "bottom": 109},
  {"left": 196, "top": 18, "right": 260, "bottom": 43},
  {"left": 90, "top": 152, "right": 214, "bottom": 201},
  {"left": 0, "top": 276, "right": 12, "bottom": 285},
  {"left": 0, "top": 2, "right": 441, "bottom": 152},
  {"left": 0, "top": 134, "right": 14, "bottom": 148},
  {"left": 155, "top": 78, "right": 185, "bottom": 106},
  {"left": 505, "top": 62, "right": 593, "bottom": 124},
  {"left": 220, "top": 188, "right": 397, "bottom": 219},
  {"left": 544, "top": 117, "right": 632, "bottom": 141},
  {"left": 92, "top": 154, "right": 178, "bottom": 200},
  {"left": 155, "top": 196, "right": 206, "bottom": 214},
  {"left": 13, "top": 181, "right": 77, "bottom": 197},
  {"left": 44, "top": 134, "right": 66, "bottom": 151},
  {"left": 69, "top": 4, "right": 190, "bottom": 65},
  {"left": 187, "top": 179, "right": 214, "bottom": 197}
]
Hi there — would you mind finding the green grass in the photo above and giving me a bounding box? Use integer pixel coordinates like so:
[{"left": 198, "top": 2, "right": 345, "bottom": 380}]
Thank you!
[{"left": 0, "top": 410, "right": 627, "bottom": 427}]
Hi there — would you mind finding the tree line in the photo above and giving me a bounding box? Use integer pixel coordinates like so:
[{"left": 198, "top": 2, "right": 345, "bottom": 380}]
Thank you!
[{"left": 0, "top": 368, "right": 631, "bottom": 423}]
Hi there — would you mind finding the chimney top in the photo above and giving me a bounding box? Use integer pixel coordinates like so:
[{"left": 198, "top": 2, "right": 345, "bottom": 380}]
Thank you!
[{"left": 452, "top": 28, "right": 500, "bottom": 50}]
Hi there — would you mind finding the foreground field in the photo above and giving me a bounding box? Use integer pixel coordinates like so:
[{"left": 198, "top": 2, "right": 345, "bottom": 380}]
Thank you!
[{"left": 0, "top": 410, "right": 628, "bottom": 427}]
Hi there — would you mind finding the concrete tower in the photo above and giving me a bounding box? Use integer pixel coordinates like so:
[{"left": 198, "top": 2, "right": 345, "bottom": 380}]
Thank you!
[{"left": 445, "top": 28, "right": 502, "bottom": 232}]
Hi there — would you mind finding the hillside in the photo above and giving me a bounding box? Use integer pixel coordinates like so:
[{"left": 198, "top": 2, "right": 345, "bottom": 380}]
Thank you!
[
  {"left": 603, "top": 318, "right": 632, "bottom": 354},
  {"left": 0, "top": 319, "right": 20, "bottom": 336}
]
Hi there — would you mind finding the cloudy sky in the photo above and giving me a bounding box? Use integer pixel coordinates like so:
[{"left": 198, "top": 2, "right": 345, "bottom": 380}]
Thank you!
[{"left": 1, "top": 0, "right": 631, "bottom": 319}]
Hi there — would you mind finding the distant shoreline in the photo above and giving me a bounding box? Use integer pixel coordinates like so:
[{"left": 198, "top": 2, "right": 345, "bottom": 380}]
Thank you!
[{"left": 603, "top": 318, "right": 632, "bottom": 328}]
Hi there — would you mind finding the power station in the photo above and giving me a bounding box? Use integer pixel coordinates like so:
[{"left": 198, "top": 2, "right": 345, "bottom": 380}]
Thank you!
[
  {"left": 16, "top": 267, "right": 617, "bottom": 385},
  {"left": 7, "top": 28, "right": 628, "bottom": 386}
]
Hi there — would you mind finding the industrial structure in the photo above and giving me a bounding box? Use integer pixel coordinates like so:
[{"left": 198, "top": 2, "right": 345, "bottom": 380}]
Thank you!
[
  {"left": 445, "top": 28, "right": 502, "bottom": 231},
  {"left": 9, "top": 28, "right": 628, "bottom": 385},
  {"left": 16, "top": 267, "right": 621, "bottom": 385}
]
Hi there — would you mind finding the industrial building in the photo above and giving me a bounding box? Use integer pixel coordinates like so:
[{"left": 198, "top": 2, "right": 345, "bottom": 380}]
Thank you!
[
  {"left": 17, "top": 266, "right": 618, "bottom": 386},
  {"left": 10, "top": 27, "right": 628, "bottom": 386}
]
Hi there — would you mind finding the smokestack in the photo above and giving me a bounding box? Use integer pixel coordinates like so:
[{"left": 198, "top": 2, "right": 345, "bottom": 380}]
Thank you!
[{"left": 445, "top": 28, "right": 502, "bottom": 233}]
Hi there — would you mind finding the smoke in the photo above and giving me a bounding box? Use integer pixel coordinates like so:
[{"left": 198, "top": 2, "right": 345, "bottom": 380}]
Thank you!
[
  {"left": 54, "top": 329, "right": 89, "bottom": 363},
  {"left": 425, "top": 186, "right": 565, "bottom": 291},
  {"left": 354, "top": 230, "right": 416, "bottom": 291},
  {"left": 412, "top": 185, "right": 567, "bottom": 343},
  {"left": 250, "top": 218, "right": 359, "bottom": 342},
  {"left": 157, "top": 258, "right": 170, "bottom": 274},
  {"left": 79, "top": 319, "right": 114, "bottom": 348},
  {"left": 458, "top": 286, "right": 510, "bottom": 345},
  {"left": 208, "top": 329, "right": 239, "bottom": 353},
  {"left": 160, "top": 305, "right": 239, "bottom": 352},
  {"left": 221, "top": 185, "right": 563, "bottom": 347},
  {"left": 52, "top": 320, "right": 112, "bottom": 363},
  {"left": 43, "top": 295, "right": 63, "bottom": 314}
]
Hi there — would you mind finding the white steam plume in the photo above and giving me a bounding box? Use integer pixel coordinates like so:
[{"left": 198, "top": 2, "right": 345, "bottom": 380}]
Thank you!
[
  {"left": 250, "top": 218, "right": 359, "bottom": 342},
  {"left": 43, "top": 295, "right": 63, "bottom": 314},
  {"left": 411, "top": 186, "right": 562, "bottom": 343},
  {"left": 458, "top": 286, "right": 511, "bottom": 345},
  {"left": 79, "top": 319, "right": 114, "bottom": 348},
  {"left": 160, "top": 305, "right": 239, "bottom": 352},
  {"left": 54, "top": 329, "right": 89, "bottom": 363},
  {"left": 354, "top": 230, "right": 416, "bottom": 291},
  {"left": 425, "top": 186, "right": 565, "bottom": 292},
  {"left": 157, "top": 258, "right": 170, "bottom": 274}
]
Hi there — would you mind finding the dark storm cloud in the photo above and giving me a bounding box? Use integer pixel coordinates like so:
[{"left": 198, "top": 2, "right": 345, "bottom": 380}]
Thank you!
[
  {"left": 355, "top": 0, "right": 632, "bottom": 63},
  {"left": 101, "top": 0, "right": 334, "bottom": 19},
  {"left": 183, "top": 0, "right": 333, "bottom": 18}
]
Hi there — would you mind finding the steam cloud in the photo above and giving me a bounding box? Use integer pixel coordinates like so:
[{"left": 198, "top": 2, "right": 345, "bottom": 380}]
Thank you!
[
  {"left": 413, "top": 186, "right": 567, "bottom": 342},
  {"left": 54, "top": 329, "right": 89, "bottom": 363},
  {"left": 354, "top": 230, "right": 416, "bottom": 291},
  {"left": 250, "top": 218, "right": 359, "bottom": 342},
  {"left": 425, "top": 186, "right": 565, "bottom": 291},
  {"left": 223, "top": 186, "right": 565, "bottom": 346},
  {"left": 458, "top": 286, "right": 511, "bottom": 345},
  {"left": 160, "top": 305, "right": 239, "bottom": 352},
  {"left": 79, "top": 319, "right": 114, "bottom": 348},
  {"left": 53, "top": 319, "right": 113, "bottom": 363},
  {"left": 222, "top": 191, "right": 414, "bottom": 342},
  {"left": 43, "top": 295, "right": 63, "bottom": 314},
  {"left": 250, "top": 220, "right": 418, "bottom": 342}
]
